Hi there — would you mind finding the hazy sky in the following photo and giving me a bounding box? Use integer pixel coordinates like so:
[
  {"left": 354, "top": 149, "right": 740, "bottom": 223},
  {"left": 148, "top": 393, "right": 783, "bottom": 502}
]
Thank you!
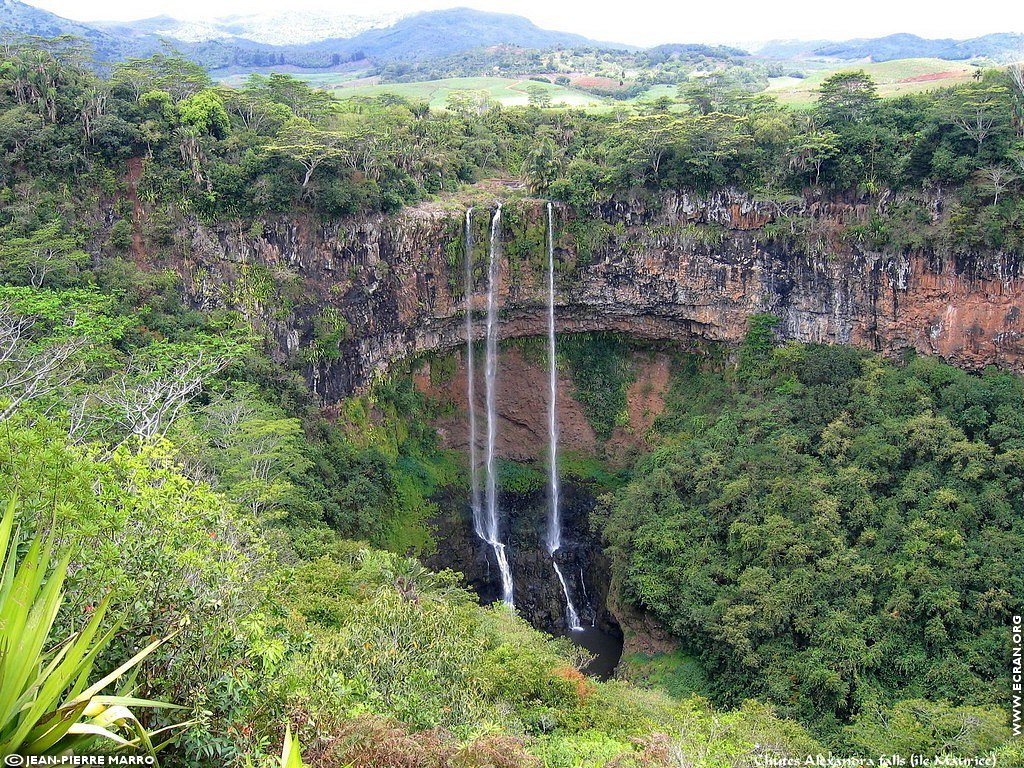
[{"left": 26, "top": 0, "right": 1024, "bottom": 47}]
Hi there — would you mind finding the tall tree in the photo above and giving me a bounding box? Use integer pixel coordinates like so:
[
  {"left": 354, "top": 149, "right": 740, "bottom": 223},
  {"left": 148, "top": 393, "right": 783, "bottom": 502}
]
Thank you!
[{"left": 815, "top": 70, "right": 879, "bottom": 124}]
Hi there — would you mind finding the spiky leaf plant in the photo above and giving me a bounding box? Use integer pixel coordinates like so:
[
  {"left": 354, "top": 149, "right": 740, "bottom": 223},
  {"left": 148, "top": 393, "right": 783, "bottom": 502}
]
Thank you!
[{"left": 0, "top": 496, "right": 187, "bottom": 757}]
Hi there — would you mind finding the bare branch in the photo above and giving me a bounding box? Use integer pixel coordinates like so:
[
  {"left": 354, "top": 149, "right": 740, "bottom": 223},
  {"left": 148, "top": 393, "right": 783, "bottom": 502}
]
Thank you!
[
  {"left": 0, "top": 304, "right": 86, "bottom": 420},
  {"left": 96, "top": 348, "right": 232, "bottom": 443}
]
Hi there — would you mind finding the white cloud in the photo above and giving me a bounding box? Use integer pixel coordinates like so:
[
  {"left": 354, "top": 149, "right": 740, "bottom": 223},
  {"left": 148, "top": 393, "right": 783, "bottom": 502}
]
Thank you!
[{"left": 25, "top": 0, "right": 1024, "bottom": 47}]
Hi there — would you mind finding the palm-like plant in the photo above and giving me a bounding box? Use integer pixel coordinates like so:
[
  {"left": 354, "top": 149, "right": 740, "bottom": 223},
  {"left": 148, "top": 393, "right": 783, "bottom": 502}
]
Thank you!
[
  {"left": 0, "top": 496, "right": 186, "bottom": 756},
  {"left": 279, "top": 726, "right": 304, "bottom": 768}
]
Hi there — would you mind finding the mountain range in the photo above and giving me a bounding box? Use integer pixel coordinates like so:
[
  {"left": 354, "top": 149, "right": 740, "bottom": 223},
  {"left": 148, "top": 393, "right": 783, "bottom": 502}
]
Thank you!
[
  {"left": 0, "top": 0, "right": 1021, "bottom": 70},
  {"left": 90, "top": 10, "right": 405, "bottom": 47},
  {"left": 757, "top": 32, "right": 1024, "bottom": 62}
]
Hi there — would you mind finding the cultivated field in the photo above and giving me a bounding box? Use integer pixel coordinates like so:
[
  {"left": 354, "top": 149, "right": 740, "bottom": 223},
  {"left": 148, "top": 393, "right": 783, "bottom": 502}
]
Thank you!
[
  {"left": 290, "top": 74, "right": 605, "bottom": 107},
  {"left": 219, "top": 58, "right": 989, "bottom": 113},
  {"left": 765, "top": 57, "right": 981, "bottom": 106}
]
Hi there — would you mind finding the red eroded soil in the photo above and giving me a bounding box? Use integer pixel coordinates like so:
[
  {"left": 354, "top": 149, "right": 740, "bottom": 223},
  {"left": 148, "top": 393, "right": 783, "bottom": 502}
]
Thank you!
[
  {"left": 898, "top": 71, "right": 962, "bottom": 83},
  {"left": 569, "top": 75, "right": 625, "bottom": 89}
]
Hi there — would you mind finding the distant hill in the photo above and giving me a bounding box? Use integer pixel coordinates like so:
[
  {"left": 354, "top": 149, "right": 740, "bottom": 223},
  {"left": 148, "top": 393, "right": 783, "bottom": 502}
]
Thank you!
[
  {"left": 0, "top": 0, "right": 96, "bottom": 37},
  {"left": 0, "top": 3, "right": 627, "bottom": 68},
  {"left": 0, "top": 0, "right": 126, "bottom": 57},
  {"left": 758, "top": 32, "right": 1024, "bottom": 62},
  {"left": 92, "top": 10, "right": 403, "bottom": 46},
  {"left": 647, "top": 43, "right": 748, "bottom": 60},
  {"left": 302, "top": 8, "right": 628, "bottom": 59},
  {"left": 1, "top": 0, "right": 1021, "bottom": 74}
]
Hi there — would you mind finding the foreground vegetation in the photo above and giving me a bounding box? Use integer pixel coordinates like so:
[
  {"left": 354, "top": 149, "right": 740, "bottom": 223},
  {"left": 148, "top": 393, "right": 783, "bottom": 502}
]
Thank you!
[{"left": 1, "top": 409, "right": 827, "bottom": 766}]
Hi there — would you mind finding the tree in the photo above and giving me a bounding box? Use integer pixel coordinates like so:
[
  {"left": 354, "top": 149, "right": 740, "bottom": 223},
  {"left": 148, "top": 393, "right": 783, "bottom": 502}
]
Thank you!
[
  {"left": 608, "top": 114, "right": 682, "bottom": 184},
  {"left": 199, "top": 385, "right": 311, "bottom": 520},
  {"left": 815, "top": 70, "right": 879, "bottom": 124},
  {"left": 445, "top": 89, "right": 493, "bottom": 116},
  {"left": 682, "top": 112, "right": 750, "bottom": 186},
  {"left": 948, "top": 85, "right": 1008, "bottom": 155},
  {"left": 680, "top": 70, "right": 750, "bottom": 115},
  {"left": 974, "top": 165, "right": 1017, "bottom": 205},
  {"left": 0, "top": 38, "right": 93, "bottom": 125},
  {"left": 523, "top": 137, "right": 562, "bottom": 193},
  {"left": 788, "top": 127, "right": 841, "bottom": 185},
  {"left": 93, "top": 342, "right": 236, "bottom": 443},
  {"left": 267, "top": 119, "right": 350, "bottom": 191},
  {"left": 0, "top": 305, "right": 86, "bottom": 421},
  {"left": 0, "top": 104, "right": 39, "bottom": 156},
  {"left": 643, "top": 95, "right": 675, "bottom": 114},
  {"left": 1007, "top": 63, "right": 1024, "bottom": 137},
  {"left": 178, "top": 89, "right": 230, "bottom": 137},
  {"left": 110, "top": 53, "right": 211, "bottom": 102},
  {"left": 243, "top": 73, "right": 334, "bottom": 123},
  {"left": 0, "top": 219, "right": 88, "bottom": 288},
  {"left": 847, "top": 700, "right": 1008, "bottom": 755},
  {"left": 223, "top": 89, "right": 291, "bottom": 135},
  {"left": 525, "top": 84, "right": 552, "bottom": 108}
]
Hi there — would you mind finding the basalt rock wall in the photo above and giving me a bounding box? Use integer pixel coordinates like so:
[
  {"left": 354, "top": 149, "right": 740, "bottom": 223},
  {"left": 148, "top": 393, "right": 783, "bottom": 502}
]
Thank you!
[{"left": 173, "top": 188, "right": 1024, "bottom": 400}]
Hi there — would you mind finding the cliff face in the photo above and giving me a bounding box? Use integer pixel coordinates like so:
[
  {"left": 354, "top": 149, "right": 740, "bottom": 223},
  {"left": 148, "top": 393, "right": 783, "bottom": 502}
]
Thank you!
[
  {"left": 414, "top": 346, "right": 670, "bottom": 464},
  {"left": 173, "top": 189, "right": 1024, "bottom": 401}
]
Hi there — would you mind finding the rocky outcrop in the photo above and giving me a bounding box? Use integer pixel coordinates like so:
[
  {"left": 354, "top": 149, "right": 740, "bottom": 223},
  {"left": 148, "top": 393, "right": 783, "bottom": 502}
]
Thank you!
[
  {"left": 152, "top": 187, "right": 1024, "bottom": 662},
  {"left": 170, "top": 188, "right": 1024, "bottom": 401},
  {"left": 425, "top": 481, "right": 619, "bottom": 638}
]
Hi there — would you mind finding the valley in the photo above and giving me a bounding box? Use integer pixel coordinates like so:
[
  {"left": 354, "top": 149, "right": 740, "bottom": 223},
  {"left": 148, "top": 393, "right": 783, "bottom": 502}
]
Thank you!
[{"left": 0, "top": 3, "right": 1022, "bottom": 766}]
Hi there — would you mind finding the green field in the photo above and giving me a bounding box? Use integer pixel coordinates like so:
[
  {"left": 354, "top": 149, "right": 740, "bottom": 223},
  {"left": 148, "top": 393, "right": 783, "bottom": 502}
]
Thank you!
[
  {"left": 219, "top": 57, "right": 987, "bottom": 113},
  {"left": 766, "top": 57, "right": 980, "bottom": 106},
  {"left": 306, "top": 74, "right": 605, "bottom": 108}
]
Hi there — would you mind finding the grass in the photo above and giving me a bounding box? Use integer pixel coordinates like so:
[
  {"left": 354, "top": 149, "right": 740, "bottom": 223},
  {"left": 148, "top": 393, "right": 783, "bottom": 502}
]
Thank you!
[
  {"left": 219, "top": 57, "right": 985, "bottom": 114},
  {"left": 304, "top": 74, "right": 606, "bottom": 108},
  {"left": 332, "top": 60, "right": 982, "bottom": 112},
  {"left": 619, "top": 650, "right": 712, "bottom": 699},
  {"left": 766, "top": 57, "right": 981, "bottom": 107}
]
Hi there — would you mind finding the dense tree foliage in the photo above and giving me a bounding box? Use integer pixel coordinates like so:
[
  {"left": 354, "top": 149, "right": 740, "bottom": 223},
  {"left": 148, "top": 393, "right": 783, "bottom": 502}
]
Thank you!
[
  {"left": 599, "top": 328, "right": 1024, "bottom": 748},
  {"left": 2, "top": 40, "right": 1023, "bottom": 252}
]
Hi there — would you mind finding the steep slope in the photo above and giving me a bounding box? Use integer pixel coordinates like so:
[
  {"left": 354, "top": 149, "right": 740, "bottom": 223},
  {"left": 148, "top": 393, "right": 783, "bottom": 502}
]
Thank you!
[{"left": 161, "top": 190, "right": 1024, "bottom": 401}]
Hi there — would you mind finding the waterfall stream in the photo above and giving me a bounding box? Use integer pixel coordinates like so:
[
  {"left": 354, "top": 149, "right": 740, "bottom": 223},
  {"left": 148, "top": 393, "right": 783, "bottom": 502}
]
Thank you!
[
  {"left": 457, "top": 202, "right": 618, "bottom": 667},
  {"left": 483, "top": 205, "right": 515, "bottom": 607},
  {"left": 465, "top": 208, "right": 484, "bottom": 541},
  {"left": 546, "top": 202, "right": 585, "bottom": 631}
]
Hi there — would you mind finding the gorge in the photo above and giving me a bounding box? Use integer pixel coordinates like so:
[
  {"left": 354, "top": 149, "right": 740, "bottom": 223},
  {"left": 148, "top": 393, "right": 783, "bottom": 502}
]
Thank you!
[{"left": 164, "top": 186, "right": 1024, "bottom": 666}]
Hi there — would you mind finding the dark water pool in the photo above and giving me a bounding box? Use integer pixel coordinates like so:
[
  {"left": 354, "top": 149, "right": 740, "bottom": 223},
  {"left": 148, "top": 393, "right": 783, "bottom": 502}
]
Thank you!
[{"left": 567, "top": 626, "right": 623, "bottom": 679}]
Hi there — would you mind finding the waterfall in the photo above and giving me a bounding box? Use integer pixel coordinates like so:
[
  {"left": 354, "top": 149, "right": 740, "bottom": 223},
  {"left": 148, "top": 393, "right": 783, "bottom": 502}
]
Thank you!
[
  {"left": 545, "top": 202, "right": 583, "bottom": 631},
  {"left": 465, "top": 208, "right": 484, "bottom": 541},
  {"left": 483, "top": 205, "right": 515, "bottom": 608}
]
